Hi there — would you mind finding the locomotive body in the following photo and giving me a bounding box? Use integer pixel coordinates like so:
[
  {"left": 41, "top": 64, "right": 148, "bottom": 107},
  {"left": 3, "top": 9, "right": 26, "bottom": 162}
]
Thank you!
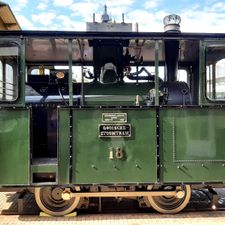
[{"left": 0, "top": 10, "right": 225, "bottom": 216}]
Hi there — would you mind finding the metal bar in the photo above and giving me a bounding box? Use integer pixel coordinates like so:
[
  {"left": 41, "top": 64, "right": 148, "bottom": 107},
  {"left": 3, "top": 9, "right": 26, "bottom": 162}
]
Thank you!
[
  {"left": 212, "top": 64, "right": 216, "bottom": 99},
  {"left": 154, "top": 40, "right": 159, "bottom": 106},
  {"left": 208, "top": 65, "right": 212, "bottom": 98},
  {"left": 2, "top": 30, "right": 225, "bottom": 39},
  {"left": 2, "top": 59, "right": 6, "bottom": 100},
  {"left": 1, "top": 86, "right": 14, "bottom": 92},
  {"left": 68, "top": 39, "right": 73, "bottom": 106},
  {"left": 0, "top": 80, "right": 15, "bottom": 86},
  {"left": 136, "top": 65, "right": 138, "bottom": 85},
  {"left": 77, "top": 39, "right": 85, "bottom": 106},
  {"left": 199, "top": 40, "right": 205, "bottom": 105},
  {"left": 68, "top": 191, "right": 179, "bottom": 198},
  {"left": 20, "top": 37, "right": 26, "bottom": 105},
  {"left": 0, "top": 92, "right": 14, "bottom": 96},
  {"left": 81, "top": 65, "right": 84, "bottom": 106}
]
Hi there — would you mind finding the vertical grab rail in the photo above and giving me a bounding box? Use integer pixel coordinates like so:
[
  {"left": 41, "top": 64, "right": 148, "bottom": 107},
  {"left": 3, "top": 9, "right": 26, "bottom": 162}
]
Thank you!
[
  {"left": 68, "top": 39, "right": 73, "bottom": 106},
  {"left": 155, "top": 40, "right": 159, "bottom": 106}
]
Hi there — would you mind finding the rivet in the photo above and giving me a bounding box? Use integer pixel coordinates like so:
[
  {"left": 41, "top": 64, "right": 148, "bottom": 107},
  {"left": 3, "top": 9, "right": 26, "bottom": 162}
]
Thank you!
[{"left": 91, "top": 165, "right": 97, "bottom": 169}]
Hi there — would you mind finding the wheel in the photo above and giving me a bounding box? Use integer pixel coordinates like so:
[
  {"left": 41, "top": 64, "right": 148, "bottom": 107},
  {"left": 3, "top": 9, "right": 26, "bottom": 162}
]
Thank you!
[
  {"left": 147, "top": 185, "right": 191, "bottom": 214},
  {"left": 34, "top": 187, "right": 80, "bottom": 216}
]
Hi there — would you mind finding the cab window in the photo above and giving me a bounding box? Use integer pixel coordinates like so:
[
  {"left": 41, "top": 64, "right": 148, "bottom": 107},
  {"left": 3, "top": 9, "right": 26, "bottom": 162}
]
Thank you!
[
  {"left": 0, "top": 46, "right": 19, "bottom": 101},
  {"left": 206, "top": 45, "right": 225, "bottom": 100}
]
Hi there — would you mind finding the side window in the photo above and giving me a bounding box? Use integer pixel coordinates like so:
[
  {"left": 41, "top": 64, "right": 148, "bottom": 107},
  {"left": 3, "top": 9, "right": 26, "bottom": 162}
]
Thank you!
[
  {"left": 206, "top": 45, "right": 225, "bottom": 100},
  {"left": 0, "top": 46, "right": 19, "bottom": 101},
  {"left": 177, "top": 69, "right": 188, "bottom": 84}
]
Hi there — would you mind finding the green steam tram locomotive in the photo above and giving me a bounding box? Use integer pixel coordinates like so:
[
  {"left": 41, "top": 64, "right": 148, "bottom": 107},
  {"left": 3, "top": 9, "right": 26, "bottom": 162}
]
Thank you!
[{"left": 1, "top": 9, "right": 225, "bottom": 216}]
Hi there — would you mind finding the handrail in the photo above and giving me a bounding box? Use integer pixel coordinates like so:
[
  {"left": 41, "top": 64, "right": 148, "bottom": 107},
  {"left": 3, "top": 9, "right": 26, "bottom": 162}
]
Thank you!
[
  {"left": 0, "top": 92, "right": 14, "bottom": 97},
  {"left": 1, "top": 86, "right": 14, "bottom": 92},
  {"left": 0, "top": 80, "right": 15, "bottom": 86}
]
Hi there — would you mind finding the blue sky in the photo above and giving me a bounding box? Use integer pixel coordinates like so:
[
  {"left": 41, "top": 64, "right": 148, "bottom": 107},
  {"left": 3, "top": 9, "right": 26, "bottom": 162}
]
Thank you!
[{"left": 5, "top": 0, "right": 225, "bottom": 32}]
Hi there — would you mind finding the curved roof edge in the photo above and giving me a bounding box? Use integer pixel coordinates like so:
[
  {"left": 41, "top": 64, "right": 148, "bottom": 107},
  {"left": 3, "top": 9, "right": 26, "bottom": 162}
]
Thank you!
[{"left": 0, "top": 1, "right": 21, "bottom": 30}]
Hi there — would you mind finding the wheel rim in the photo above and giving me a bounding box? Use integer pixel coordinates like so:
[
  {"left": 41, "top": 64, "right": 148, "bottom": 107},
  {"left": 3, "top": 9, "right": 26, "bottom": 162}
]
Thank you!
[
  {"left": 35, "top": 187, "right": 80, "bottom": 216},
  {"left": 148, "top": 185, "right": 191, "bottom": 214}
]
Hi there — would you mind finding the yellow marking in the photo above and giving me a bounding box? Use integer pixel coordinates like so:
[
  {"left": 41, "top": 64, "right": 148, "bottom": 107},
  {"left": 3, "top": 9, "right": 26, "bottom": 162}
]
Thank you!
[{"left": 39, "top": 211, "right": 77, "bottom": 217}]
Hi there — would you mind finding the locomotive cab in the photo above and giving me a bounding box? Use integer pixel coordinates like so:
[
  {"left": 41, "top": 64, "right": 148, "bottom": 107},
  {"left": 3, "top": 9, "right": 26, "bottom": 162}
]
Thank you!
[{"left": 23, "top": 14, "right": 197, "bottom": 215}]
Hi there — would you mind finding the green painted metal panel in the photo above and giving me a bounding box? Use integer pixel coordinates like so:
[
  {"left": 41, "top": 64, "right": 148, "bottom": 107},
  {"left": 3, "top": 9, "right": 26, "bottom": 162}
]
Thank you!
[
  {"left": 84, "top": 83, "right": 154, "bottom": 95},
  {"left": 0, "top": 109, "right": 29, "bottom": 185},
  {"left": 72, "top": 108, "right": 157, "bottom": 184},
  {"left": 31, "top": 165, "right": 58, "bottom": 173},
  {"left": 58, "top": 108, "right": 70, "bottom": 184},
  {"left": 84, "top": 83, "right": 154, "bottom": 106},
  {"left": 160, "top": 108, "right": 225, "bottom": 183}
]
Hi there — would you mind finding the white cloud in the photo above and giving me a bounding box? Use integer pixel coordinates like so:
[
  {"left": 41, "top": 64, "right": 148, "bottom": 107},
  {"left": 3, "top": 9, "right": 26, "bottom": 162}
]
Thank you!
[
  {"left": 70, "top": 2, "right": 132, "bottom": 23},
  {"left": 32, "top": 12, "right": 56, "bottom": 26},
  {"left": 180, "top": 3, "right": 225, "bottom": 33},
  {"left": 208, "top": 1, "right": 225, "bottom": 12},
  {"left": 18, "top": 0, "right": 28, "bottom": 7},
  {"left": 56, "top": 15, "right": 85, "bottom": 30},
  {"left": 11, "top": 0, "right": 28, "bottom": 12},
  {"left": 53, "top": 0, "right": 73, "bottom": 7},
  {"left": 37, "top": 3, "right": 48, "bottom": 10},
  {"left": 126, "top": 3, "right": 225, "bottom": 33},
  {"left": 71, "top": 2, "right": 101, "bottom": 21},
  {"left": 16, "top": 15, "right": 36, "bottom": 30},
  {"left": 10, "top": 0, "right": 225, "bottom": 33},
  {"left": 127, "top": 10, "right": 159, "bottom": 31},
  {"left": 105, "top": 0, "right": 134, "bottom": 7},
  {"left": 106, "top": 6, "right": 132, "bottom": 22},
  {"left": 144, "top": 0, "right": 160, "bottom": 9}
]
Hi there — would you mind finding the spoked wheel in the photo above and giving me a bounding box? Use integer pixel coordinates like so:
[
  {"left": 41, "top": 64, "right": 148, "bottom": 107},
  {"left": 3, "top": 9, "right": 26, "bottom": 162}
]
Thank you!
[
  {"left": 35, "top": 187, "right": 80, "bottom": 216},
  {"left": 148, "top": 185, "right": 191, "bottom": 214}
]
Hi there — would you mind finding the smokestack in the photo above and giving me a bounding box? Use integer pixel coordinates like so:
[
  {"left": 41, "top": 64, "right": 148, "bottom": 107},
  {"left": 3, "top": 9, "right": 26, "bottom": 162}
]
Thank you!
[
  {"left": 163, "top": 14, "right": 181, "bottom": 82},
  {"left": 163, "top": 14, "right": 181, "bottom": 33}
]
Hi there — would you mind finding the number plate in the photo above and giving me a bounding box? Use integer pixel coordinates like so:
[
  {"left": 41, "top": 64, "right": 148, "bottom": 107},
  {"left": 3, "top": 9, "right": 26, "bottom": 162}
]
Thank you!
[{"left": 99, "top": 124, "right": 131, "bottom": 138}]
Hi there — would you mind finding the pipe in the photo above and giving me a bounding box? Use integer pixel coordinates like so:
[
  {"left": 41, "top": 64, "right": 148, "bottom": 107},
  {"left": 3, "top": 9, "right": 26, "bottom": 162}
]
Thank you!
[{"left": 165, "top": 40, "right": 179, "bottom": 82}]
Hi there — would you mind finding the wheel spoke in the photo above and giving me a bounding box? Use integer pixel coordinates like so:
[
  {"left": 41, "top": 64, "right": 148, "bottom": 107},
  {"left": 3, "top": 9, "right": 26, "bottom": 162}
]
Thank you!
[
  {"left": 35, "top": 187, "right": 80, "bottom": 216},
  {"left": 148, "top": 185, "right": 191, "bottom": 213}
]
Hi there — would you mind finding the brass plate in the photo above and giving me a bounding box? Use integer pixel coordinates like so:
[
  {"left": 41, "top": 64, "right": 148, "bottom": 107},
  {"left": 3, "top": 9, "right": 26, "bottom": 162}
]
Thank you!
[
  {"left": 99, "top": 124, "right": 131, "bottom": 138},
  {"left": 102, "top": 113, "right": 127, "bottom": 123}
]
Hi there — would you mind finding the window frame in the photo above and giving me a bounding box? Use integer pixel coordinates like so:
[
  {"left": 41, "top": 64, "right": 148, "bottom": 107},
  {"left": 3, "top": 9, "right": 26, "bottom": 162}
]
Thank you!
[
  {"left": 0, "top": 44, "right": 19, "bottom": 102},
  {"left": 205, "top": 42, "right": 225, "bottom": 102}
]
